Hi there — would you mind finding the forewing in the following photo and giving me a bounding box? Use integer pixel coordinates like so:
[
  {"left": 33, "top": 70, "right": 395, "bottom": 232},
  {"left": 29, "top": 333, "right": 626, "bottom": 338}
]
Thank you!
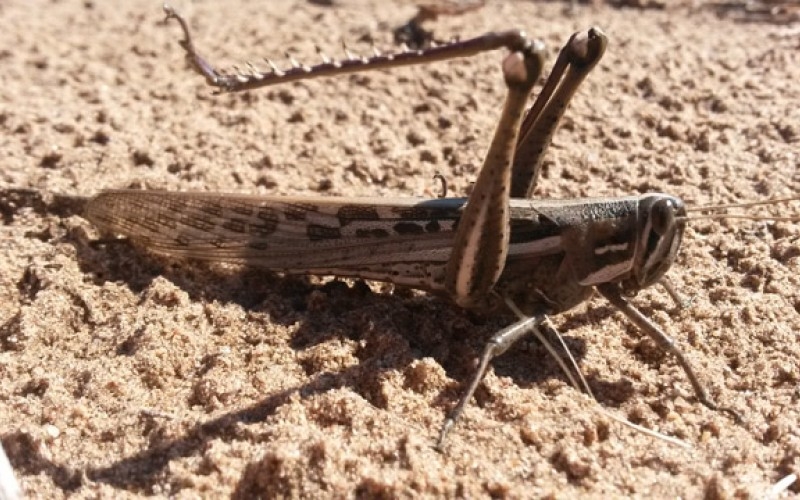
[{"left": 86, "top": 190, "right": 463, "bottom": 285}]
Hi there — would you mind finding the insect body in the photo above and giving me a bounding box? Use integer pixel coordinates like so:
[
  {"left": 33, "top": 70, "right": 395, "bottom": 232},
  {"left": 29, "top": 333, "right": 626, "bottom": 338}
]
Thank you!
[
  {"left": 83, "top": 6, "right": 745, "bottom": 446},
  {"left": 87, "top": 191, "right": 683, "bottom": 319}
]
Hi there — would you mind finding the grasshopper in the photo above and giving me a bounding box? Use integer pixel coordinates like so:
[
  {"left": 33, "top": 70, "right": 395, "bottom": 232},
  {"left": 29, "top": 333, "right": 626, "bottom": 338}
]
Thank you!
[{"left": 71, "top": 5, "right": 795, "bottom": 447}]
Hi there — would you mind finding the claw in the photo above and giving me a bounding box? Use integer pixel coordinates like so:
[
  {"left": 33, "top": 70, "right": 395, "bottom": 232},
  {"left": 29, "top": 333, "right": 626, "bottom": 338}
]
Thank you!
[{"left": 162, "top": 3, "right": 221, "bottom": 86}]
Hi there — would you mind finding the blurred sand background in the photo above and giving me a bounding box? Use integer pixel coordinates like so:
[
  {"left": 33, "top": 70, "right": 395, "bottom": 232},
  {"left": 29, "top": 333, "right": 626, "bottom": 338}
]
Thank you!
[{"left": 1, "top": 0, "right": 799, "bottom": 497}]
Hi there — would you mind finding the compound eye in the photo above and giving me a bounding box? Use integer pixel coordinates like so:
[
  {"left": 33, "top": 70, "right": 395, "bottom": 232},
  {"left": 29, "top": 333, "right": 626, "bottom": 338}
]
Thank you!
[{"left": 651, "top": 199, "right": 676, "bottom": 236}]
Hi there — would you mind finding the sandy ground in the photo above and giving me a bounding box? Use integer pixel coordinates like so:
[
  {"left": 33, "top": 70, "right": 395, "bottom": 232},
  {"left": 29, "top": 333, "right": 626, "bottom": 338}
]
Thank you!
[{"left": 1, "top": 0, "right": 799, "bottom": 497}]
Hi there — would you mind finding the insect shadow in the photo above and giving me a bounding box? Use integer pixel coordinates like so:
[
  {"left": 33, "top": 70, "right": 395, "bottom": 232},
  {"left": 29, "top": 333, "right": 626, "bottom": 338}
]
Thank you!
[
  {"left": 5, "top": 193, "right": 632, "bottom": 491},
  {"left": 71, "top": 230, "right": 639, "bottom": 415}
]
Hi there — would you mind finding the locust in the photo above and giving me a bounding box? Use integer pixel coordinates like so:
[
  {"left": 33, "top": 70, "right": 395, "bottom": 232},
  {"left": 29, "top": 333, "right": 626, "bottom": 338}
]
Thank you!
[{"left": 63, "top": 5, "right": 797, "bottom": 447}]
